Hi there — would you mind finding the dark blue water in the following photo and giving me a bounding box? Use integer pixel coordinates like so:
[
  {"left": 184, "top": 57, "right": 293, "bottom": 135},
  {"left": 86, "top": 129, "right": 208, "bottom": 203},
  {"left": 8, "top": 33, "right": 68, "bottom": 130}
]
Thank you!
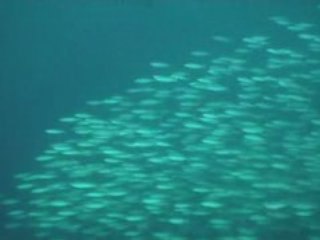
[{"left": 1, "top": 1, "right": 319, "bottom": 239}]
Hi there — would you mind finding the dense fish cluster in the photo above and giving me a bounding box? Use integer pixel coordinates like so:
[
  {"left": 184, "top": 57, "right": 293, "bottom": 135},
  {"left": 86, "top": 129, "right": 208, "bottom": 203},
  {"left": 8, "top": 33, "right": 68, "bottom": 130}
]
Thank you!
[{"left": 2, "top": 12, "right": 320, "bottom": 240}]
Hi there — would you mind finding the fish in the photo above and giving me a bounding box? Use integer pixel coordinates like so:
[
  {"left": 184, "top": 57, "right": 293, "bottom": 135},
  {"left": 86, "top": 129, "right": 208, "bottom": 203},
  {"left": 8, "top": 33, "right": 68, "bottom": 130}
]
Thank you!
[{"left": 2, "top": 9, "right": 320, "bottom": 240}]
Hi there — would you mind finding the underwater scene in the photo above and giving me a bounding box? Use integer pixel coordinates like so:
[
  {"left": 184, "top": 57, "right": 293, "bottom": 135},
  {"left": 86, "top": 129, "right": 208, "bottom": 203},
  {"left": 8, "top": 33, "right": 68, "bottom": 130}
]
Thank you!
[{"left": 1, "top": 0, "right": 320, "bottom": 239}]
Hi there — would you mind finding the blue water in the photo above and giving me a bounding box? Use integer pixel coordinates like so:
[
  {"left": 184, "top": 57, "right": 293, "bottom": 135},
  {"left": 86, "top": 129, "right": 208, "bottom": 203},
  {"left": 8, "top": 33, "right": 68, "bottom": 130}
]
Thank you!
[{"left": 1, "top": 1, "right": 319, "bottom": 239}]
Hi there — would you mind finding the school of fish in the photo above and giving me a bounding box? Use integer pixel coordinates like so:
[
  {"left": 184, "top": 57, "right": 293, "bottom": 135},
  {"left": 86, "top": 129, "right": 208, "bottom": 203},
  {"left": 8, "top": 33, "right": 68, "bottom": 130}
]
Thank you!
[{"left": 2, "top": 9, "right": 320, "bottom": 240}]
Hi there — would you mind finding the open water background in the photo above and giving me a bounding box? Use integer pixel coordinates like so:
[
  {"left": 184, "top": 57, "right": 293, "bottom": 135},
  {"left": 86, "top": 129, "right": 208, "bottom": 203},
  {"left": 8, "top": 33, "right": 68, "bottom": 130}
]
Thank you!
[{"left": 0, "top": 0, "right": 319, "bottom": 239}]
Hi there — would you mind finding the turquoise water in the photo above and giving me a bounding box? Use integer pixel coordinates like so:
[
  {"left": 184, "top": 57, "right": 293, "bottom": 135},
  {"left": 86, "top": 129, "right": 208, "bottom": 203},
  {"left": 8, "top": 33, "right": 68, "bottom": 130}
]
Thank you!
[{"left": 1, "top": 1, "right": 320, "bottom": 239}]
